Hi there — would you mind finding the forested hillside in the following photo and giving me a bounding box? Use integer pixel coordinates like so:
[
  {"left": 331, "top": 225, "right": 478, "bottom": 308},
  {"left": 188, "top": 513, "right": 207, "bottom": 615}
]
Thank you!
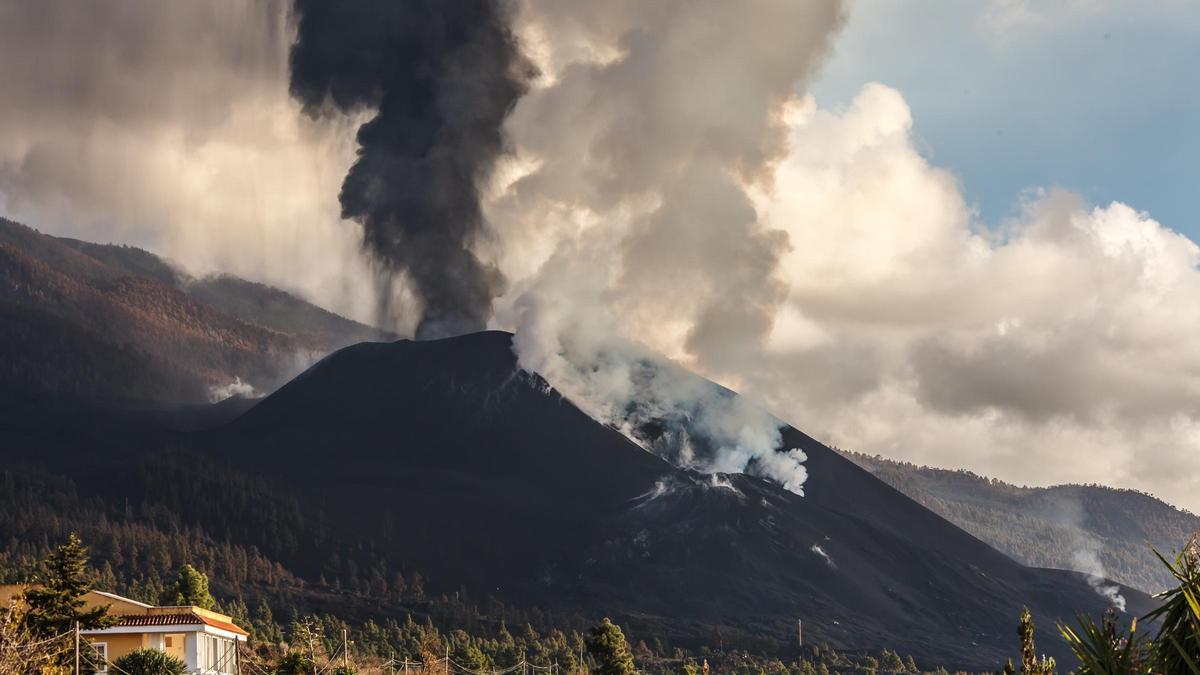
[
  {"left": 0, "top": 447, "right": 592, "bottom": 641},
  {"left": 840, "top": 450, "right": 1199, "bottom": 593},
  {"left": 0, "top": 464, "right": 934, "bottom": 674},
  {"left": 0, "top": 218, "right": 387, "bottom": 408}
]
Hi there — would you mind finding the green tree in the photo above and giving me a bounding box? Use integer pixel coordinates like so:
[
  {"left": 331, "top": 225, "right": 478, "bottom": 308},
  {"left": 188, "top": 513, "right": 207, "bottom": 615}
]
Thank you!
[
  {"left": 254, "top": 599, "right": 282, "bottom": 644},
  {"left": 450, "top": 632, "right": 488, "bottom": 672},
  {"left": 113, "top": 647, "right": 187, "bottom": 675},
  {"left": 879, "top": 649, "right": 904, "bottom": 672},
  {"left": 166, "top": 564, "right": 215, "bottom": 609},
  {"left": 23, "top": 533, "right": 114, "bottom": 638},
  {"left": 1017, "top": 607, "right": 1056, "bottom": 675},
  {"left": 586, "top": 618, "right": 635, "bottom": 675}
]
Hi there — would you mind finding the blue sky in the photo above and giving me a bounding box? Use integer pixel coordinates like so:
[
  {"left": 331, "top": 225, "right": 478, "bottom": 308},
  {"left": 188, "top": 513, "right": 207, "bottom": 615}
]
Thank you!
[{"left": 811, "top": 0, "right": 1200, "bottom": 242}]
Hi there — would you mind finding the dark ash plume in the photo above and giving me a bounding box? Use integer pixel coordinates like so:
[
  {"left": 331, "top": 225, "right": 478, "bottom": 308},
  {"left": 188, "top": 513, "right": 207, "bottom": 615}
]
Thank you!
[{"left": 288, "top": 0, "right": 531, "bottom": 338}]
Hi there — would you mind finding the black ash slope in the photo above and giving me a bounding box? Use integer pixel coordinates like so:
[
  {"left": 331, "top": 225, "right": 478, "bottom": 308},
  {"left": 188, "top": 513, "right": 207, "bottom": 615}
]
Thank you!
[{"left": 211, "top": 331, "right": 1150, "bottom": 669}]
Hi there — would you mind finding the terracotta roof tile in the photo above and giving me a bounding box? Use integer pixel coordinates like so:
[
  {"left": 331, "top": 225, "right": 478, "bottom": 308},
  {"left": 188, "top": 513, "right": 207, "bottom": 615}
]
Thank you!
[
  {"left": 197, "top": 614, "right": 249, "bottom": 637},
  {"left": 112, "top": 613, "right": 249, "bottom": 636},
  {"left": 114, "top": 613, "right": 201, "bottom": 627}
]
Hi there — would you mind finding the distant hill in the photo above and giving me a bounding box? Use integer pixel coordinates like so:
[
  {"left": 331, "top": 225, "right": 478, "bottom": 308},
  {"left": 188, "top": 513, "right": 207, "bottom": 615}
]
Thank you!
[
  {"left": 840, "top": 450, "right": 1200, "bottom": 594},
  {"left": 0, "top": 218, "right": 388, "bottom": 409}
]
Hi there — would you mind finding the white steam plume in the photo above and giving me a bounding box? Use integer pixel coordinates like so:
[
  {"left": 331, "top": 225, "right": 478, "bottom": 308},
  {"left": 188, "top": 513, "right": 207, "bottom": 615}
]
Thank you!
[
  {"left": 1054, "top": 496, "right": 1127, "bottom": 611},
  {"left": 512, "top": 269, "right": 808, "bottom": 493},
  {"left": 208, "top": 377, "right": 261, "bottom": 403},
  {"left": 490, "top": 0, "right": 848, "bottom": 494},
  {"left": 1071, "top": 548, "right": 1127, "bottom": 613}
]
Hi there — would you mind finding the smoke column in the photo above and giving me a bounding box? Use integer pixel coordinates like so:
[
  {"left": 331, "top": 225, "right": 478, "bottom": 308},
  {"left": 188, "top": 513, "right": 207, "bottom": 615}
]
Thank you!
[
  {"left": 288, "top": 0, "right": 531, "bottom": 338},
  {"left": 489, "top": 0, "right": 848, "bottom": 495},
  {"left": 1055, "top": 496, "right": 1128, "bottom": 611}
]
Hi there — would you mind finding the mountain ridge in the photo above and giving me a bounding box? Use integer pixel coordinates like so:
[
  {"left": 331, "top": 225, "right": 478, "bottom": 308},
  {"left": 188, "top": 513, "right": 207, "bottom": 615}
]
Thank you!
[
  {"left": 840, "top": 449, "right": 1200, "bottom": 594},
  {"left": 0, "top": 217, "right": 389, "bottom": 409}
]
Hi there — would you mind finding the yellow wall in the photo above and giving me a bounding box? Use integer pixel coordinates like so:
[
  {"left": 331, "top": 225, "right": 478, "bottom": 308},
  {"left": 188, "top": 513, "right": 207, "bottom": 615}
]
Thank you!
[
  {"left": 92, "top": 633, "right": 146, "bottom": 664},
  {"left": 82, "top": 591, "right": 151, "bottom": 616}
]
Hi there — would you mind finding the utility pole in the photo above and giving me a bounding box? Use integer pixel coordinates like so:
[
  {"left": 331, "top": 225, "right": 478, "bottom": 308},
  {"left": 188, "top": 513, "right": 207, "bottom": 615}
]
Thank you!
[
  {"left": 74, "top": 621, "right": 80, "bottom": 675},
  {"left": 797, "top": 619, "right": 803, "bottom": 649},
  {"left": 342, "top": 628, "right": 349, "bottom": 675},
  {"left": 445, "top": 644, "right": 449, "bottom": 675},
  {"left": 389, "top": 651, "right": 394, "bottom": 675}
]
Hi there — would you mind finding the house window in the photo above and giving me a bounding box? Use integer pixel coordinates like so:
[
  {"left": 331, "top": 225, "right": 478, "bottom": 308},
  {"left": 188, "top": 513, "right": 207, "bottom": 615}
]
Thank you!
[
  {"left": 90, "top": 642, "right": 108, "bottom": 674},
  {"left": 200, "top": 634, "right": 234, "bottom": 674}
]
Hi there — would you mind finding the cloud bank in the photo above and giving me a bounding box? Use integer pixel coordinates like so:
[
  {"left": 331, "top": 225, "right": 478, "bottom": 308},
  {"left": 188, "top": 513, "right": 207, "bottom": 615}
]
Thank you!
[
  {"left": 487, "top": 4, "right": 1200, "bottom": 511},
  {"left": 0, "top": 0, "right": 387, "bottom": 327}
]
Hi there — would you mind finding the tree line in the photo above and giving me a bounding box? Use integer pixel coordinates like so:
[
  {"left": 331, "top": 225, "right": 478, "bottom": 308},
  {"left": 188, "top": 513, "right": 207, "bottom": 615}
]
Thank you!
[{"left": 5, "top": 534, "right": 945, "bottom": 674}]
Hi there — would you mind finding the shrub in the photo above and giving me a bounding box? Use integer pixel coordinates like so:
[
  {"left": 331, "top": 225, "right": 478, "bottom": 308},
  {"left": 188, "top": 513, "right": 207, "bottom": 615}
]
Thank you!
[
  {"left": 112, "top": 648, "right": 187, "bottom": 675},
  {"left": 274, "top": 651, "right": 314, "bottom": 675}
]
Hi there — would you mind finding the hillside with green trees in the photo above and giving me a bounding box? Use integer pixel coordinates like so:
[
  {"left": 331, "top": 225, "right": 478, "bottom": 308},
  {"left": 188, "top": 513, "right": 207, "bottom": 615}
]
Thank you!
[
  {"left": 4, "top": 534, "right": 940, "bottom": 674},
  {"left": 839, "top": 450, "right": 1200, "bottom": 594},
  {"left": 8, "top": 533, "right": 1200, "bottom": 674}
]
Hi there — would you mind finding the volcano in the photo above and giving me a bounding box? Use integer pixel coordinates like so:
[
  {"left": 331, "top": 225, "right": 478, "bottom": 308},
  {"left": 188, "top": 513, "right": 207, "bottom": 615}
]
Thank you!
[{"left": 207, "top": 330, "right": 1150, "bottom": 669}]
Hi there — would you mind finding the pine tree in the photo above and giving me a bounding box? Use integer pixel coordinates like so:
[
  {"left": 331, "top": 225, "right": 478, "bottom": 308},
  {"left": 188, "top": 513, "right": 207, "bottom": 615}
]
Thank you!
[
  {"left": 23, "top": 533, "right": 113, "bottom": 638},
  {"left": 166, "top": 564, "right": 216, "bottom": 609},
  {"left": 879, "top": 649, "right": 905, "bottom": 672},
  {"left": 586, "top": 618, "right": 635, "bottom": 675},
  {"left": 253, "top": 599, "right": 281, "bottom": 644}
]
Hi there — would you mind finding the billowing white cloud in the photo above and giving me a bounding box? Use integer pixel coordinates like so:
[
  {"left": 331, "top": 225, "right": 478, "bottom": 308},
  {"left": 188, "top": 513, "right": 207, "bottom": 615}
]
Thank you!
[
  {"left": 492, "top": 0, "right": 847, "bottom": 493},
  {"left": 748, "top": 86, "right": 1200, "bottom": 512},
  {"left": 488, "top": 15, "right": 1200, "bottom": 511}
]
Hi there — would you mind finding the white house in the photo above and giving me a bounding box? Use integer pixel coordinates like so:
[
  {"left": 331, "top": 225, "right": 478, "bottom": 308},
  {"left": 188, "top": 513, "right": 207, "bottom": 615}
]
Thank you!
[
  {"left": 81, "top": 591, "right": 249, "bottom": 675},
  {"left": 0, "top": 586, "right": 249, "bottom": 675}
]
